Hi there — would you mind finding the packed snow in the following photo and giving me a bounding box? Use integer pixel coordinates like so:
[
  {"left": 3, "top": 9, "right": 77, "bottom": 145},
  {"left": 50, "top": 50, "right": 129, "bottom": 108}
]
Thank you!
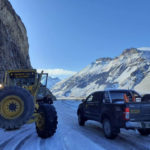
[{"left": 0, "top": 100, "right": 150, "bottom": 150}]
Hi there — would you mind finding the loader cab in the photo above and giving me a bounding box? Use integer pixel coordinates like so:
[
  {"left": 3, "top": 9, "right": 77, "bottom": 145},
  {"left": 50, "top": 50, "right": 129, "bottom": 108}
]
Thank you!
[
  {"left": 1, "top": 69, "right": 38, "bottom": 95},
  {"left": 0, "top": 69, "right": 49, "bottom": 100},
  {"left": 38, "top": 73, "right": 48, "bottom": 87},
  {"left": 4, "top": 70, "right": 36, "bottom": 86},
  {"left": 3, "top": 69, "right": 48, "bottom": 87}
]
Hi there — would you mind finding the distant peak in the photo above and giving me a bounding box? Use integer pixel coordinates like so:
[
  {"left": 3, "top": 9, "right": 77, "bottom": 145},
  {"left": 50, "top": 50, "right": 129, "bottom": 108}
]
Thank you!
[
  {"left": 48, "top": 76, "right": 60, "bottom": 80},
  {"left": 122, "top": 48, "right": 138, "bottom": 55},
  {"left": 96, "top": 57, "right": 112, "bottom": 62}
]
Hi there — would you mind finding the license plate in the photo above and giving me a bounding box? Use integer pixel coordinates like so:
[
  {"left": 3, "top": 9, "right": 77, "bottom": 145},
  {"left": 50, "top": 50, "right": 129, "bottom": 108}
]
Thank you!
[{"left": 130, "top": 109, "right": 140, "bottom": 114}]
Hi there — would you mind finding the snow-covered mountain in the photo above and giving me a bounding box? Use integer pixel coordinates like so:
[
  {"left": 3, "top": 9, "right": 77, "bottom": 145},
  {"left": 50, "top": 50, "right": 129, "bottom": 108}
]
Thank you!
[
  {"left": 52, "top": 48, "right": 150, "bottom": 97},
  {"left": 47, "top": 76, "right": 61, "bottom": 89}
]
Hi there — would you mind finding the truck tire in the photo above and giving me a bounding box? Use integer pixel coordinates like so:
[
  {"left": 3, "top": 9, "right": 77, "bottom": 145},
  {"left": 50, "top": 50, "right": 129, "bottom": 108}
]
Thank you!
[
  {"left": 0, "top": 86, "right": 34, "bottom": 129},
  {"left": 36, "top": 104, "right": 58, "bottom": 138},
  {"left": 138, "top": 129, "right": 150, "bottom": 136},
  {"left": 103, "top": 118, "right": 118, "bottom": 139},
  {"left": 78, "top": 112, "right": 85, "bottom": 126}
]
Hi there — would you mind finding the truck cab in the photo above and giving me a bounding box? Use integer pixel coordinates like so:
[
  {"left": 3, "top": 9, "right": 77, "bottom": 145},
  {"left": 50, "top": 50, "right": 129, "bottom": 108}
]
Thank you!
[{"left": 77, "top": 89, "right": 150, "bottom": 139}]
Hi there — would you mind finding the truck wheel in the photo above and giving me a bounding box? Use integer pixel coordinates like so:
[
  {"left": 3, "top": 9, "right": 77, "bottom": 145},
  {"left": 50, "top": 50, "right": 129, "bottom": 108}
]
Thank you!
[
  {"left": 78, "top": 112, "right": 85, "bottom": 126},
  {"left": 138, "top": 129, "right": 150, "bottom": 136},
  {"left": 36, "top": 104, "right": 58, "bottom": 138},
  {"left": 0, "top": 86, "right": 34, "bottom": 129},
  {"left": 103, "top": 118, "right": 118, "bottom": 139}
]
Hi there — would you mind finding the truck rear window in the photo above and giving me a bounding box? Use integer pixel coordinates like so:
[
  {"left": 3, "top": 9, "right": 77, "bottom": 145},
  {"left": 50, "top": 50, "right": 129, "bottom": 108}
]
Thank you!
[
  {"left": 109, "top": 91, "right": 141, "bottom": 103},
  {"left": 110, "top": 92, "right": 131, "bottom": 101}
]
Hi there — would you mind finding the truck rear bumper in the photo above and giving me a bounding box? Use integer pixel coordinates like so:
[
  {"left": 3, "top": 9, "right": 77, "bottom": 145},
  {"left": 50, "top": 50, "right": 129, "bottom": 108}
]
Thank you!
[{"left": 125, "top": 121, "right": 150, "bottom": 129}]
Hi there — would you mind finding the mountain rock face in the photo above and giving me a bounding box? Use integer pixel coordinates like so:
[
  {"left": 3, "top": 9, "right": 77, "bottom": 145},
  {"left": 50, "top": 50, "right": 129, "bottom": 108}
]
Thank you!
[
  {"left": 52, "top": 48, "right": 150, "bottom": 97},
  {"left": 0, "top": 0, "right": 31, "bottom": 76}
]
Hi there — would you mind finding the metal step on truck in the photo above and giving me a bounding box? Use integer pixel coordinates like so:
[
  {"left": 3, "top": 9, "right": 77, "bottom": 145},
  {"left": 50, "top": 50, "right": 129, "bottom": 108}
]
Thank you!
[{"left": 77, "top": 89, "right": 150, "bottom": 139}]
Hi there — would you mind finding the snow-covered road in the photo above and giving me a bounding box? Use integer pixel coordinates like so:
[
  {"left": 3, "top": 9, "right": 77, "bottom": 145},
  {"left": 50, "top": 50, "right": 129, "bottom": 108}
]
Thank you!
[{"left": 0, "top": 100, "right": 150, "bottom": 150}]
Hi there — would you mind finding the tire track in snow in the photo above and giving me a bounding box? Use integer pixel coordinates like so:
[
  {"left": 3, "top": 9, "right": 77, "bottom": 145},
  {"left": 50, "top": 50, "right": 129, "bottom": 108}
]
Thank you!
[
  {"left": 39, "top": 134, "right": 67, "bottom": 150},
  {"left": 0, "top": 101, "right": 149, "bottom": 150},
  {"left": 56, "top": 102, "right": 113, "bottom": 150},
  {"left": 16, "top": 133, "right": 42, "bottom": 150},
  {"left": 117, "top": 130, "right": 150, "bottom": 150},
  {"left": 56, "top": 100, "right": 150, "bottom": 150},
  {"left": 0, "top": 126, "right": 34, "bottom": 150},
  {"left": 121, "top": 129, "right": 150, "bottom": 143},
  {"left": 0, "top": 138, "right": 13, "bottom": 150},
  {"left": 0, "top": 124, "right": 33, "bottom": 142},
  {"left": 0, "top": 128, "right": 31, "bottom": 150},
  {"left": 118, "top": 135, "right": 150, "bottom": 150},
  {"left": 14, "top": 134, "right": 33, "bottom": 150},
  {"left": 61, "top": 100, "right": 150, "bottom": 149},
  {"left": 39, "top": 139, "right": 46, "bottom": 150},
  {"left": 2, "top": 131, "right": 34, "bottom": 150}
]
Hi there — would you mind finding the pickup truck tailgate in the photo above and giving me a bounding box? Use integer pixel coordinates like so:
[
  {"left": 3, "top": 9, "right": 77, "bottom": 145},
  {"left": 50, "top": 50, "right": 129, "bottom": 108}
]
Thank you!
[{"left": 128, "top": 103, "right": 150, "bottom": 121}]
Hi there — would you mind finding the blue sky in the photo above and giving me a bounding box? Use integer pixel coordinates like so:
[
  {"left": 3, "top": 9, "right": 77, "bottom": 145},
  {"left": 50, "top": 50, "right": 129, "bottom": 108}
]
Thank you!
[{"left": 10, "top": 0, "right": 150, "bottom": 78}]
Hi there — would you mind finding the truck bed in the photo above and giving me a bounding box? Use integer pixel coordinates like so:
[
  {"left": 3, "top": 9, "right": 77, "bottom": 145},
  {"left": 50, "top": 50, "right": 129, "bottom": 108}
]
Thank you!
[{"left": 127, "top": 102, "right": 150, "bottom": 122}]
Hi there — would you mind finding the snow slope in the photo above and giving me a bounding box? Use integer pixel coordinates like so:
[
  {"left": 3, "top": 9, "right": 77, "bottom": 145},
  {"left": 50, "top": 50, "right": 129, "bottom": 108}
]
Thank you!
[
  {"left": 47, "top": 77, "right": 61, "bottom": 89},
  {"left": 0, "top": 100, "right": 150, "bottom": 150},
  {"left": 52, "top": 48, "right": 150, "bottom": 97}
]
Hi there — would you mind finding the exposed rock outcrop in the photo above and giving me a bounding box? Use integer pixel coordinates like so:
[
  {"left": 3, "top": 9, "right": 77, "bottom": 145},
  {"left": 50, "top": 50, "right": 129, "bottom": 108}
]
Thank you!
[{"left": 0, "top": 0, "right": 31, "bottom": 73}]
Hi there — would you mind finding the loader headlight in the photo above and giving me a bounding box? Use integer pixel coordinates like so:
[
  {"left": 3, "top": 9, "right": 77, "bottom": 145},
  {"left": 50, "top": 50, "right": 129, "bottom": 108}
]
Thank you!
[{"left": 0, "top": 84, "right": 3, "bottom": 89}]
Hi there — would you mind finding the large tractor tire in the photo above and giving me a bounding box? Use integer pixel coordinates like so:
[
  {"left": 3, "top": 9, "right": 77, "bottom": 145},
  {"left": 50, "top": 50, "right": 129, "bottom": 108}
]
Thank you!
[
  {"left": 35, "top": 104, "right": 58, "bottom": 138},
  {"left": 0, "top": 86, "right": 34, "bottom": 129}
]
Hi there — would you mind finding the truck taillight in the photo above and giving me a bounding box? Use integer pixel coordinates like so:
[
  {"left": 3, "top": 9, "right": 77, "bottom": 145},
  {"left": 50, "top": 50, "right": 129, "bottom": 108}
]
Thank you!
[{"left": 123, "top": 107, "right": 130, "bottom": 120}]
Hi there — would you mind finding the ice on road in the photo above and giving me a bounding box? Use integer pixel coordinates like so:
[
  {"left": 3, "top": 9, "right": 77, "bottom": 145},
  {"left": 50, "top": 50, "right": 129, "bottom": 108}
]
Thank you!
[{"left": 0, "top": 100, "right": 150, "bottom": 150}]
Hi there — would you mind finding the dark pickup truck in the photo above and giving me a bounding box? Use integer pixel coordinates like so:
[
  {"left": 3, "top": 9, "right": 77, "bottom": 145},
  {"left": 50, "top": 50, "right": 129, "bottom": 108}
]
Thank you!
[{"left": 77, "top": 89, "right": 150, "bottom": 139}]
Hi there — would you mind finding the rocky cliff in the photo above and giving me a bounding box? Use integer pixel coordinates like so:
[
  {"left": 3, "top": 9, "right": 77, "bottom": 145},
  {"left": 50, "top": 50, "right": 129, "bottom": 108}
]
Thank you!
[
  {"left": 0, "top": 0, "right": 31, "bottom": 74},
  {"left": 52, "top": 48, "right": 150, "bottom": 97}
]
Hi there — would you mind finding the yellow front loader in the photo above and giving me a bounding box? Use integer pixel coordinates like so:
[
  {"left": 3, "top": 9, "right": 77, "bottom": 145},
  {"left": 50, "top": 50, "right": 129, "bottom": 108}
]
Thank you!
[{"left": 0, "top": 69, "right": 57, "bottom": 138}]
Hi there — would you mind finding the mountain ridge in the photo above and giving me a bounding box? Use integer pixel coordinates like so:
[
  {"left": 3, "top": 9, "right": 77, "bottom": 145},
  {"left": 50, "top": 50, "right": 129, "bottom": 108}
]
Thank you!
[
  {"left": 47, "top": 76, "right": 61, "bottom": 89},
  {"left": 52, "top": 48, "right": 150, "bottom": 97}
]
